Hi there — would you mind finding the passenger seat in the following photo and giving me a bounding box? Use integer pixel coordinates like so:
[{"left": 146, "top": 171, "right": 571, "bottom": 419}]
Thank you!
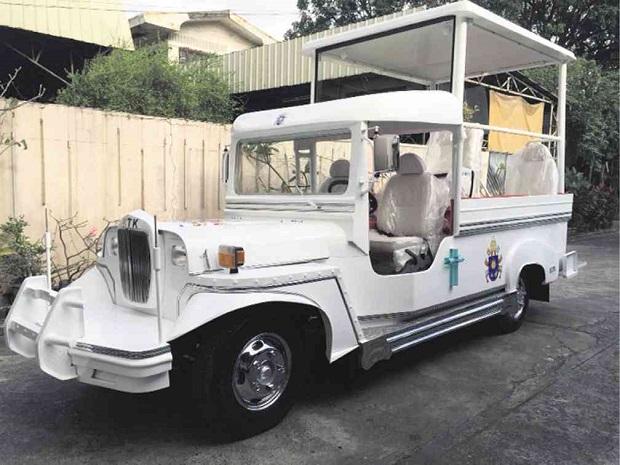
[
  {"left": 320, "top": 159, "right": 350, "bottom": 193},
  {"left": 505, "top": 142, "right": 559, "bottom": 196}
]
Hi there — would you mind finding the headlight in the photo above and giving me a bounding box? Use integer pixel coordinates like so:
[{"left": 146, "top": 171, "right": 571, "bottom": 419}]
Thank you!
[{"left": 171, "top": 245, "right": 187, "bottom": 266}]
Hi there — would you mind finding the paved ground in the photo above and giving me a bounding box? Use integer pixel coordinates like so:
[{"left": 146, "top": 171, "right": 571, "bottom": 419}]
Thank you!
[{"left": 0, "top": 230, "right": 618, "bottom": 465}]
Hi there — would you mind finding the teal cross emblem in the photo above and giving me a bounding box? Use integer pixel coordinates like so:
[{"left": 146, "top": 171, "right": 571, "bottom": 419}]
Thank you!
[{"left": 443, "top": 248, "right": 465, "bottom": 288}]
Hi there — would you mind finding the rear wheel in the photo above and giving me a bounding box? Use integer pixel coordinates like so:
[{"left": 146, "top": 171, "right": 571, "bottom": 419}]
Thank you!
[
  {"left": 191, "top": 314, "right": 303, "bottom": 439},
  {"left": 497, "top": 276, "right": 529, "bottom": 333}
]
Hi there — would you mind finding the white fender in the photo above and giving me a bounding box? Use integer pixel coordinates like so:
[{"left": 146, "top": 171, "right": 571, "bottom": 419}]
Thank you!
[
  {"left": 504, "top": 238, "right": 559, "bottom": 291},
  {"left": 168, "top": 280, "right": 359, "bottom": 363}
]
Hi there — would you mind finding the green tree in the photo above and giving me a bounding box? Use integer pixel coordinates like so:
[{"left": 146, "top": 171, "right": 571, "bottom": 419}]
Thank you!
[
  {"left": 526, "top": 58, "right": 618, "bottom": 186},
  {"left": 0, "top": 217, "right": 45, "bottom": 300},
  {"left": 56, "top": 44, "right": 237, "bottom": 123},
  {"left": 286, "top": 0, "right": 618, "bottom": 68},
  {"left": 285, "top": 0, "right": 421, "bottom": 38}
]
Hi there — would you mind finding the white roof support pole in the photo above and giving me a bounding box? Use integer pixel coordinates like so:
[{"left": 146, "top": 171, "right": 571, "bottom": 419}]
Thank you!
[
  {"left": 452, "top": 128, "right": 464, "bottom": 236},
  {"left": 450, "top": 16, "right": 468, "bottom": 236},
  {"left": 451, "top": 17, "right": 468, "bottom": 103},
  {"left": 556, "top": 62, "right": 567, "bottom": 193},
  {"left": 310, "top": 51, "right": 317, "bottom": 103}
]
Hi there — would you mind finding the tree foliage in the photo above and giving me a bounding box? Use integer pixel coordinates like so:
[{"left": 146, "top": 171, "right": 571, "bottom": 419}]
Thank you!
[
  {"left": 56, "top": 44, "right": 237, "bottom": 123},
  {"left": 0, "top": 217, "right": 45, "bottom": 300},
  {"left": 1, "top": 68, "right": 44, "bottom": 157},
  {"left": 287, "top": 0, "right": 618, "bottom": 68},
  {"left": 526, "top": 58, "right": 618, "bottom": 187},
  {"left": 286, "top": 0, "right": 420, "bottom": 38}
]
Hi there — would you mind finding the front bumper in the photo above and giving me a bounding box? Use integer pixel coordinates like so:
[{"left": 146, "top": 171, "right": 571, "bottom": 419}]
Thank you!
[{"left": 5, "top": 269, "right": 171, "bottom": 393}]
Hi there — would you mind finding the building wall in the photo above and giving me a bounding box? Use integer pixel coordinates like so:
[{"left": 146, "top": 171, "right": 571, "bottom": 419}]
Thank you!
[
  {"left": 167, "top": 21, "right": 259, "bottom": 60},
  {"left": 0, "top": 100, "right": 230, "bottom": 242}
]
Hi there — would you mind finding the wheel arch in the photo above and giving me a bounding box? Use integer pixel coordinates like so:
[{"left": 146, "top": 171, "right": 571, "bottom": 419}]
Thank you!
[
  {"left": 168, "top": 290, "right": 357, "bottom": 363},
  {"left": 505, "top": 239, "right": 557, "bottom": 301}
]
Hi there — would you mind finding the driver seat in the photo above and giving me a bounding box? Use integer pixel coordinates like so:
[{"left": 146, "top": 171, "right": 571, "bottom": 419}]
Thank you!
[
  {"left": 370, "top": 153, "right": 449, "bottom": 271},
  {"left": 320, "top": 159, "right": 350, "bottom": 193}
]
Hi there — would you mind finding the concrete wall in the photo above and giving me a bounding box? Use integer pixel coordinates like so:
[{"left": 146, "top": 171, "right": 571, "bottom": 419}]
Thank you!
[{"left": 0, "top": 100, "right": 230, "bottom": 242}]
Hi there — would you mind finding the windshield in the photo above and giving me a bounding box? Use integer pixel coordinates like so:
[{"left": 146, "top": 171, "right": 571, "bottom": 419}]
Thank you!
[{"left": 235, "top": 132, "right": 352, "bottom": 195}]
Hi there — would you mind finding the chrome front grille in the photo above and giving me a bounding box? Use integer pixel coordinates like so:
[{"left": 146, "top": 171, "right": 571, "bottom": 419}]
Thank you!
[{"left": 117, "top": 228, "right": 151, "bottom": 303}]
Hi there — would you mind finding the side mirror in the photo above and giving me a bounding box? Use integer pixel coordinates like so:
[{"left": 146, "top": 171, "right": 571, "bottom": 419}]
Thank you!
[
  {"left": 373, "top": 134, "right": 400, "bottom": 173},
  {"left": 221, "top": 147, "right": 230, "bottom": 183}
]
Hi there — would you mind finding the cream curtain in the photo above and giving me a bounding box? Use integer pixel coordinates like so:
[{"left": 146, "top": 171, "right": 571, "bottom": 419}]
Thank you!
[{"left": 488, "top": 90, "right": 544, "bottom": 154}]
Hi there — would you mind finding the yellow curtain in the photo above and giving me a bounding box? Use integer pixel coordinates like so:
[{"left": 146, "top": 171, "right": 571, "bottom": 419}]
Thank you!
[{"left": 488, "top": 90, "right": 544, "bottom": 154}]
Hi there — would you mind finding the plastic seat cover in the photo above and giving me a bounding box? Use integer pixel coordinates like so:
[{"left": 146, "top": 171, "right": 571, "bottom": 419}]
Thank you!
[{"left": 505, "top": 142, "right": 559, "bottom": 196}]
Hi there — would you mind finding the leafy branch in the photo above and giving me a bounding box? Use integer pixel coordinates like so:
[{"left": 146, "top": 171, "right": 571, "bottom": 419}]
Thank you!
[
  {"left": 49, "top": 213, "right": 114, "bottom": 289},
  {"left": 0, "top": 67, "right": 45, "bottom": 157}
]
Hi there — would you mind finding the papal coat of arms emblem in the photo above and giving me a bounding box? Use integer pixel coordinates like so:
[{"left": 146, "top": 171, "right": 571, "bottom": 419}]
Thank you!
[{"left": 485, "top": 238, "right": 503, "bottom": 282}]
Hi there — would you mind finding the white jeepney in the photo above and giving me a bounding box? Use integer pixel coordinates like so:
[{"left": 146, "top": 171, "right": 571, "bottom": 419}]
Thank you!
[{"left": 6, "top": 1, "right": 581, "bottom": 437}]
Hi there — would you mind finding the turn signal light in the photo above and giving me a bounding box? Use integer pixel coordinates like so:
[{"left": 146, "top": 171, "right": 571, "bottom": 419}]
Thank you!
[{"left": 218, "top": 245, "right": 245, "bottom": 273}]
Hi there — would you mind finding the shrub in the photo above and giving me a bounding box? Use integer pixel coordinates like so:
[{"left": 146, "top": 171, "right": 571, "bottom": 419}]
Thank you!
[
  {"left": 56, "top": 44, "right": 238, "bottom": 123},
  {"left": 0, "top": 217, "right": 45, "bottom": 302},
  {"left": 566, "top": 168, "right": 619, "bottom": 232}
]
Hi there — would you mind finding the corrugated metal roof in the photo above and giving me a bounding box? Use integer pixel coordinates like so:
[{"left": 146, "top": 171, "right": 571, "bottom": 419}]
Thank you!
[
  {"left": 222, "top": 7, "right": 424, "bottom": 94},
  {"left": 0, "top": 0, "right": 134, "bottom": 49}
]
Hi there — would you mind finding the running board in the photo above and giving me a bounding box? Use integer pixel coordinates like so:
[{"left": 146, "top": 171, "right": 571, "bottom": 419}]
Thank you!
[{"left": 360, "top": 290, "right": 517, "bottom": 370}]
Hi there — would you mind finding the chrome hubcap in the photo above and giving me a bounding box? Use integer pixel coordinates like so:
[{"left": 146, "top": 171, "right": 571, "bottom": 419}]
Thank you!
[
  {"left": 514, "top": 279, "right": 527, "bottom": 320},
  {"left": 232, "top": 333, "right": 291, "bottom": 411}
]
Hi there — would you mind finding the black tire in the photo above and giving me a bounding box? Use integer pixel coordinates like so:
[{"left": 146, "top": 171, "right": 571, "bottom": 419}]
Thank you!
[
  {"left": 191, "top": 314, "right": 304, "bottom": 439},
  {"left": 497, "top": 276, "right": 530, "bottom": 333}
]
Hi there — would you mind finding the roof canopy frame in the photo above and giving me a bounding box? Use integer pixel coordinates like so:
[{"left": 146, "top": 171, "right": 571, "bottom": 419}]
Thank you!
[
  {"left": 311, "top": 15, "right": 456, "bottom": 102},
  {"left": 304, "top": 1, "right": 575, "bottom": 80},
  {"left": 303, "top": 1, "right": 574, "bottom": 232}
]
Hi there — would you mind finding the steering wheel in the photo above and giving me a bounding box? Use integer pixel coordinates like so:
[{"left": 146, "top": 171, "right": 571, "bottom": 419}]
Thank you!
[
  {"left": 327, "top": 179, "right": 349, "bottom": 193},
  {"left": 368, "top": 192, "right": 378, "bottom": 215}
]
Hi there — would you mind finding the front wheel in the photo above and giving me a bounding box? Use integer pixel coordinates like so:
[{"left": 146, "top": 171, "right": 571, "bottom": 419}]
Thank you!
[
  {"left": 497, "top": 276, "right": 530, "bottom": 333},
  {"left": 192, "top": 315, "right": 303, "bottom": 439}
]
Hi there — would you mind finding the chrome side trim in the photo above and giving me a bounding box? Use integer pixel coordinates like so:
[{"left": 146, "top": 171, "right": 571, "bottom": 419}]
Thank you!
[
  {"left": 358, "top": 286, "right": 505, "bottom": 321},
  {"left": 386, "top": 298, "right": 504, "bottom": 344},
  {"left": 359, "top": 291, "right": 514, "bottom": 369},
  {"left": 461, "top": 211, "right": 570, "bottom": 227},
  {"left": 74, "top": 342, "right": 170, "bottom": 360},
  {"left": 391, "top": 308, "right": 502, "bottom": 353},
  {"left": 459, "top": 213, "right": 571, "bottom": 236}
]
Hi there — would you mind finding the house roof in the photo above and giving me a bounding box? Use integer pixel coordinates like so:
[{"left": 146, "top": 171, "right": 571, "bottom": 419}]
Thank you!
[
  {"left": 129, "top": 10, "right": 276, "bottom": 47},
  {"left": 303, "top": 1, "right": 575, "bottom": 83},
  {"left": 0, "top": 0, "right": 134, "bottom": 49},
  {"left": 232, "top": 90, "right": 462, "bottom": 135}
]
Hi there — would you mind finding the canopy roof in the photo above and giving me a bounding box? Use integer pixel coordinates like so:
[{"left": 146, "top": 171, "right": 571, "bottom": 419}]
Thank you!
[
  {"left": 233, "top": 90, "right": 461, "bottom": 135},
  {"left": 303, "top": 1, "right": 575, "bottom": 83}
]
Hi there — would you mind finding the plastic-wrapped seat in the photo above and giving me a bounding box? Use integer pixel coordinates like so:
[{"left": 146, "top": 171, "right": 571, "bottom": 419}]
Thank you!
[
  {"left": 425, "top": 128, "right": 485, "bottom": 197},
  {"left": 370, "top": 153, "right": 449, "bottom": 273},
  {"left": 319, "top": 159, "right": 350, "bottom": 193},
  {"left": 505, "top": 142, "right": 558, "bottom": 196}
]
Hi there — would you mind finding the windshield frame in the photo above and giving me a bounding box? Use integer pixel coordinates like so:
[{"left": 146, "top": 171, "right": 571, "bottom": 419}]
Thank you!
[{"left": 232, "top": 127, "right": 357, "bottom": 198}]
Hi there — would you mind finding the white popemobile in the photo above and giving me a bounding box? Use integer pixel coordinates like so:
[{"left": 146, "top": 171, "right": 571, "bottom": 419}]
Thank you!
[{"left": 6, "top": 1, "right": 582, "bottom": 437}]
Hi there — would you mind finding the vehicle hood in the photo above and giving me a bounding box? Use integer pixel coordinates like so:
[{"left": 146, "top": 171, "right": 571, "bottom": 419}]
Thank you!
[{"left": 159, "top": 218, "right": 346, "bottom": 274}]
